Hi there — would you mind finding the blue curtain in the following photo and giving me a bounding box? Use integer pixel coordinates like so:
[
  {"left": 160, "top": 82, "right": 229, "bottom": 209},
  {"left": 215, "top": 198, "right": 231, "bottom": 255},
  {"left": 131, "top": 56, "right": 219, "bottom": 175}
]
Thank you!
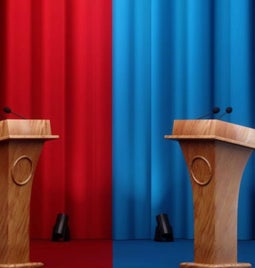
[{"left": 113, "top": 0, "right": 255, "bottom": 240}]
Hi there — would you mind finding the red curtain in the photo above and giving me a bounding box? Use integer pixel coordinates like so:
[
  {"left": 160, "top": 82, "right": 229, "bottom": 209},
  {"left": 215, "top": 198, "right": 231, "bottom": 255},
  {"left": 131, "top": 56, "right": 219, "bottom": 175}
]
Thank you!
[{"left": 0, "top": 0, "right": 112, "bottom": 239}]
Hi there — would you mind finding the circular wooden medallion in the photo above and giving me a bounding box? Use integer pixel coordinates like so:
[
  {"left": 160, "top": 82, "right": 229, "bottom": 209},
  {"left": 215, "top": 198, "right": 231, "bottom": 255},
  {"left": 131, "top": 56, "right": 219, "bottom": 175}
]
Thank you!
[
  {"left": 11, "top": 155, "right": 33, "bottom": 186},
  {"left": 190, "top": 156, "right": 212, "bottom": 186}
]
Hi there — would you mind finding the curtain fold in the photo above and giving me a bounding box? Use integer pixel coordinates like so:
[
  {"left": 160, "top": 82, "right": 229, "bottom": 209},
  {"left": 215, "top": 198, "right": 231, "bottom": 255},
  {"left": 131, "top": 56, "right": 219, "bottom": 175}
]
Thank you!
[
  {"left": 0, "top": 0, "right": 112, "bottom": 239},
  {"left": 112, "top": 0, "right": 152, "bottom": 239},
  {"left": 113, "top": 0, "right": 255, "bottom": 240}
]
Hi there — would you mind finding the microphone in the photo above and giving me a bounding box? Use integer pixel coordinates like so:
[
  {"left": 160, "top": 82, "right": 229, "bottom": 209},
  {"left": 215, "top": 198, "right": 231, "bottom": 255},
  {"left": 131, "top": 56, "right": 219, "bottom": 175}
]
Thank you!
[
  {"left": 218, "top": 106, "right": 233, "bottom": 119},
  {"left": 3, "top": 106, "right": 26, "bottom": 119},
  {"left": 197, "top": 107, "right": 220, "bottom": 119}
]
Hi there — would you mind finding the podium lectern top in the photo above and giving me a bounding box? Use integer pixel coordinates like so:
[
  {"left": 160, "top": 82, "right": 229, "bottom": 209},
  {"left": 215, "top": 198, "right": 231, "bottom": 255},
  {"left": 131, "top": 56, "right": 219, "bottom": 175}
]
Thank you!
[
  {"left": 164, "top": 119, "right": 255, "bottom": 149},
  {"left": 0, "top": 119, "right": 59, "bottom": 141}
]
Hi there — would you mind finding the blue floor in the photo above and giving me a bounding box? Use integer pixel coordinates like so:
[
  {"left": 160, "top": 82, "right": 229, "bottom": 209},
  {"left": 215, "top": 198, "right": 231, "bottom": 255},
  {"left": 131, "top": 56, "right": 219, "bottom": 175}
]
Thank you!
[{"left": 113, "top": 239, "right": 255, "bottom": 268}]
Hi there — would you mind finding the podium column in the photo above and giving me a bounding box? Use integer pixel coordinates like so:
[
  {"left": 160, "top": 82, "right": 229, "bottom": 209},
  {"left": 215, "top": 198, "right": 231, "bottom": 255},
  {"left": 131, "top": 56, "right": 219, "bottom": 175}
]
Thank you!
[
  {"left": 179, "top": 140, "right": 251, "bottom": 268},
  {"left": 165, "top": 119, "right": 255, "bottom": 268},
  {"left": 0, "top": 119, "right": 58, "bottom": 268}
]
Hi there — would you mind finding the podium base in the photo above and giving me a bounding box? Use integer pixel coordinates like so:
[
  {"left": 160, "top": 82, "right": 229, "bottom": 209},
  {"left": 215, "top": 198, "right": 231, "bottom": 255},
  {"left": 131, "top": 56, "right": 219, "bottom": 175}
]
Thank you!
[
  {"left": 180, "top": 262, "right": 252, "bottom": 268},
  {"left": 0, "top": 262, "right": 44, "bottom": 268}
]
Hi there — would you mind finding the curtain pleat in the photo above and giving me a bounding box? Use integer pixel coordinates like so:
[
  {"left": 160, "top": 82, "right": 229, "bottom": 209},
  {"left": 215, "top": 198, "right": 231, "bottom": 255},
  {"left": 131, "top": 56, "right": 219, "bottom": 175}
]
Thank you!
[
  {"left": 1, "top": 0, "right": 112, "bottom": 239},
  {"left": 30, "top": 0, "right": 67, "bottom": 238},
  {"left": 113, "top": 0, "right": 152, "bottom": 239},
  {"left": 113, "top": 0, "right": 255, "bottom": 240},
  {"left": 64, "top": 0, "right": 112, "bottom": 239}
]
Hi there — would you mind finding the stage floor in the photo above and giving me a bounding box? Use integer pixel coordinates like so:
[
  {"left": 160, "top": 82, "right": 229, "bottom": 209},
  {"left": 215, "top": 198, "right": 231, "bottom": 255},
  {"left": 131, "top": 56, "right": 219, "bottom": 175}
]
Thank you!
[{"left": 30, "top": 239, "right": 255, "bottom": 268}]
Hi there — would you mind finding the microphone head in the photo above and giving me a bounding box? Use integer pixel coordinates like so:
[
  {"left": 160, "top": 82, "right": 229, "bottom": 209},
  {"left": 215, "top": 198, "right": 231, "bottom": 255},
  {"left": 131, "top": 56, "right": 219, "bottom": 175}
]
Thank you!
[
  {"left": 226, "top": 107, "right": 233, "bottom": 114},
  {"left": 212, "top": 107, "right": 220, "bottom": 114},
  {"left": 3, "top": 106, "right": 11, "bottom": 114}
]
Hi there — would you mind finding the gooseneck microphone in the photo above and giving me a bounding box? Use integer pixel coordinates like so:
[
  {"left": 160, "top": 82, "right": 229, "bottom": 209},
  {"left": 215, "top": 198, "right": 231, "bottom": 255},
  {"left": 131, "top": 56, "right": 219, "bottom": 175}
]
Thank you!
[
  {"left": 218, "top": 106, "right": 233, "bottom": 119},
  {"left": 3, "top": 106, "right": 26, "bottom": 119},
  {"left": 197, "top": 107, "right": 220, "bottom": 119}
]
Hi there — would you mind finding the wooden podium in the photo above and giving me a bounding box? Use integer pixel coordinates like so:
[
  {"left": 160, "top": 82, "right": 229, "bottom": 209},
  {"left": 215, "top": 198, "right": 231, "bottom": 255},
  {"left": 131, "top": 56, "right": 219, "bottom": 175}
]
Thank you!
[
  {"left": 165, "top": 119, "right": 255, "bottom": 268},
  {"left": 0, "top": 119, "right": 58, "bottom": 268}
]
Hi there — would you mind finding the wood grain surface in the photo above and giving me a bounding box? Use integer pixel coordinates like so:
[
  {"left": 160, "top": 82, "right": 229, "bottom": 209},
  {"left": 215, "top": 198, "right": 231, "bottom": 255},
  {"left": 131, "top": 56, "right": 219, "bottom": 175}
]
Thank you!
[
  {"left": 165, "top": 120, "right": 255, "bottom": 268},
  {"left": 0, "top": 120, "right": 58, "bottom": 267}
]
